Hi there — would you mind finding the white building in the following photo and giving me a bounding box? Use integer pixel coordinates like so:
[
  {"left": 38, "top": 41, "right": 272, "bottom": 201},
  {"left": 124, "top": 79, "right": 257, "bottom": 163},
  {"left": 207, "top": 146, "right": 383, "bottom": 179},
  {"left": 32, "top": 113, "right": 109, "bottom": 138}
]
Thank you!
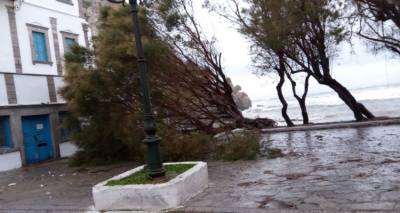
[{"left": 0, "top": 0, "right": 89, "bottom": 171}]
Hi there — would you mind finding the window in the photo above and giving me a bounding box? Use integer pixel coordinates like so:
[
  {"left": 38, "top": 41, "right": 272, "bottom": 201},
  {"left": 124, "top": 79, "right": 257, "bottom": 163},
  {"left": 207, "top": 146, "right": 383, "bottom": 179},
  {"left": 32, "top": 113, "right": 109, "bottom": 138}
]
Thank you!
[
  {"left": 59, "top": 112, "right": 71, "bottom": 142},
  {"left": 0, "top": 116, "right": 13, "bottom": 148},
  {"left": 64, "top": 37, "right": 77, "bottom": 52},
  {"left": 27, "top": 24, "right": 52, "bottom": 65},
  {"left": 32, "top": 31, "right": 48, "bottom": 62},
  {"left": 61, "top": 31, "right": 79, "bottom": 53}
]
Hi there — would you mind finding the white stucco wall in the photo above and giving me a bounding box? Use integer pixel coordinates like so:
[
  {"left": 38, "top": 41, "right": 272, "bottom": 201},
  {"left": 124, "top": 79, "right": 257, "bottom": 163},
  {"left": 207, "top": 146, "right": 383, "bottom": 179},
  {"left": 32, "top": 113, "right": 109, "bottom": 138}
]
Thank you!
[
  {"left": 0, "top": 152, "right": 22, "bottom": 172},
  {"left": 16, "top": 2, "right": 87, "bottom": 76},
  {"left": 0, "top": 2, "right": 16, "bottom": 73},
  {"left": 0, "top": 74, "right": 8, "bottom": 105},
  {"left": 54, "top": 76, "right": 66, "bottom": 103},
  {"left": 24, "top": 0, "right": 81, "bottom": 17},
  {"left": 14, "top": 75, "right": 50, "bottom": 104},
  {"left": 59, "top": 142, "right": 78, "bottom": 158}
]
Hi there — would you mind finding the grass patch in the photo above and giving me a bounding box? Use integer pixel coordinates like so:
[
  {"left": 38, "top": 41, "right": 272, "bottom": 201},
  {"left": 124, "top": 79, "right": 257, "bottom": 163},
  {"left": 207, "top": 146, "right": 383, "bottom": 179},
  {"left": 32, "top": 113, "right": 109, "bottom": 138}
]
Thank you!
[{"left": 106, "top": 164, "right": 195, "bottom": 186}]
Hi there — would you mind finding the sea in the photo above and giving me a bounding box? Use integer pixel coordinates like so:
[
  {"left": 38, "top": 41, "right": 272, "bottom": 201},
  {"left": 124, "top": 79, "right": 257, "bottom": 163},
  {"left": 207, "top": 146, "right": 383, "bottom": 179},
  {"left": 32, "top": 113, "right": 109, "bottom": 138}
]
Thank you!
[{"left": 243, "top": 84, "right": 400, "bottom": 126}]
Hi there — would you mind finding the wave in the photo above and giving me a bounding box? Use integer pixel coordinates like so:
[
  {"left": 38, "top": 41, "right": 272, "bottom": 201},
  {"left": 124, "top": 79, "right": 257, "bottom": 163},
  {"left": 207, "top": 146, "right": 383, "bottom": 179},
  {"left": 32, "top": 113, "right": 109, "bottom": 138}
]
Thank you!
[
  {"left": 249, "top": 84, "right": 400, "bottom": 111},
  {"left": 244, "top": 84, "right": 400, "bottom": 125}
]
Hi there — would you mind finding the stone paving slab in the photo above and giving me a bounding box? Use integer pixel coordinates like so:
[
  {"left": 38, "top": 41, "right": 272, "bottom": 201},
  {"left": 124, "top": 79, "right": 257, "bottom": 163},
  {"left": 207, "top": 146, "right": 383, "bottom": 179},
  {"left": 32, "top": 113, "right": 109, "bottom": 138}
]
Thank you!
[
  {"left": 178, "top": 125, "right": 400, "bottom": 212},
  {"left": 0, "top": 159, "right": 136, "bottom": 212}
]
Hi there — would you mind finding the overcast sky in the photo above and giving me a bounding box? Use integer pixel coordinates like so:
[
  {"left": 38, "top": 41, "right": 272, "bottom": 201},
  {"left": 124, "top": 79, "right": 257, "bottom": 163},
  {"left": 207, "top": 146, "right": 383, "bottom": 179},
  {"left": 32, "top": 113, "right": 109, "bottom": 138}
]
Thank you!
[{"left": 192, "top": 1, "right": 400, "bottom": 102}]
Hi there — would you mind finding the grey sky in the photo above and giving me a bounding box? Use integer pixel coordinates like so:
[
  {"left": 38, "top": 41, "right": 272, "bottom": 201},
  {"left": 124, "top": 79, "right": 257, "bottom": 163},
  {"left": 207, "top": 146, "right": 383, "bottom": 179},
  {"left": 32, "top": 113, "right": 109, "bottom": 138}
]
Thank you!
[{"left": 193, "top": 1, "right": 400, "bottom": 102}]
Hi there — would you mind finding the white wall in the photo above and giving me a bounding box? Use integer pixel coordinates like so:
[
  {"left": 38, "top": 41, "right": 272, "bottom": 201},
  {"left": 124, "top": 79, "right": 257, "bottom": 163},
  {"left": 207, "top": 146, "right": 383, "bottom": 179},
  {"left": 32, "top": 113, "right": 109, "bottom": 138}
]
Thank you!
[
  {"left": 0, "top": 1, "right": 89, "bottom": 106},
  {"left": 54, "top": 76, "right": 66, "bottom": 103},
  {"left": 0, "top": 74, "right": 8, "bottom": 105},
  {"left": 24, "top": 0, "right": 81, "bottom": 17},
  {"left": 0, "top": 2, "right": 16, "bottom": 73},
  {"left": 59, "top": 142, "right": 78, "bottom": 158},
  {"left": 14, "top": 75, "right": 50, "bottom": 104},
  {"left": 0, "top": 152, "right": 22, "bottom": 172},
  {"left": 16, "top": 2, "right": 86, "bottom": 76}
]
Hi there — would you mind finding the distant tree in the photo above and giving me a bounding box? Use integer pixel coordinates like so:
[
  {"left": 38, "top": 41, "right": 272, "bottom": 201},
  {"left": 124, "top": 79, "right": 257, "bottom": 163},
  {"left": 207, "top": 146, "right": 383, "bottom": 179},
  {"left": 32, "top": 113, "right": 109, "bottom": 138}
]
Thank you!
[
  {"left": 212, "top": 0, "right": 375, "bottom": 122},
  {"left": 352, "top": 0, "right": 400, "bottom": 55},
  {"left": 209, "top": 0, "right": 301, "bottom": 126}
]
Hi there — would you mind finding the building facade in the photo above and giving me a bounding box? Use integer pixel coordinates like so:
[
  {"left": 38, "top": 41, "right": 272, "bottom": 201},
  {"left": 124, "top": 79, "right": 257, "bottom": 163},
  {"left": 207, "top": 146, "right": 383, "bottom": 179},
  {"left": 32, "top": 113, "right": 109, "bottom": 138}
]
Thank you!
[{"left": 0, "top": 0, "right": 90, "bottom": 171}]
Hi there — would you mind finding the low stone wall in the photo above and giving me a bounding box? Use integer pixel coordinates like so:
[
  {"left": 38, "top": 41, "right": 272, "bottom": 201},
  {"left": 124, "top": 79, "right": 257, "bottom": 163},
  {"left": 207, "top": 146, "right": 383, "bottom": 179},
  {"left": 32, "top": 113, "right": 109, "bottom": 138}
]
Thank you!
[
  {"left": 262, "top": 118, "right": 400, "bottom": 133},
  {"left": 0, "top": 151, "right": 22, "bottom": 172}
]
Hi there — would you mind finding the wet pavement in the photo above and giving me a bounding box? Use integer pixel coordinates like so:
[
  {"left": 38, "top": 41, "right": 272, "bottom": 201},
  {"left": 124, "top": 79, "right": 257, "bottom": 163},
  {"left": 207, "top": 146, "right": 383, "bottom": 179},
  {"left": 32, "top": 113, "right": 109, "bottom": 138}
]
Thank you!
[
  {"left": 0, "top": 125, "right": 400, "bottom": 212},
  {"left": 0, "top": 160, "right": 135, "bottom": 212},
  {"left": 180, "top": 124, "right": 400, "bottom": 212}
]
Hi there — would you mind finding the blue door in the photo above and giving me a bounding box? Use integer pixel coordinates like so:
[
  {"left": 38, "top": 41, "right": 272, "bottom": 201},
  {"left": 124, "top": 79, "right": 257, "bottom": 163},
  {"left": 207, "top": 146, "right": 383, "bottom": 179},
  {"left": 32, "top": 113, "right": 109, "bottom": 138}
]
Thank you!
[{"left": 22, "top": 115, "right": 53, "bottom": 164}]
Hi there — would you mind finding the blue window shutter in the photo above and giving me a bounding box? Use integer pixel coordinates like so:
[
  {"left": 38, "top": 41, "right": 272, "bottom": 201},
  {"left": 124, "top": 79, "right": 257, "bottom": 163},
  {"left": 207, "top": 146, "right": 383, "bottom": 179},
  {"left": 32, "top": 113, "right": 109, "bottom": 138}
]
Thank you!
[
  {"left": 32, "top": 31, "right": 48, "bottom": 62},
  {"left": 64, "top": 37, "right": 76, "bottom": 52},
  {"left": 1, "top": 116, "right": 13, "bottom": 148}
]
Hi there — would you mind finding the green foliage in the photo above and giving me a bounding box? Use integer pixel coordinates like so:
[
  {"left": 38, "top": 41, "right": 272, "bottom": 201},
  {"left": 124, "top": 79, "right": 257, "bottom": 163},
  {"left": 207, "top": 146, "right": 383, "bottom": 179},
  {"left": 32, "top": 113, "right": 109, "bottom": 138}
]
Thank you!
[
  {"left": 214, "top": 132, "right": 261, "bottom": 161},
  {"left": 160, "top": 126, "right": 213, "bottom": 162},
  {"left": 61, "top": 7, "right": 151, "bottom": 166},
  {"left": 106, "top": 164, "right": 195, "bottom": 186},
  {"left": 266, "top": 148, "right": 284, "bottom": 159},
  {"left": 82, "top": 0, "right": 92, "bottom": 9},
  {"left": 235, "top": 0, "right": 348, "bottom": 75},
  {"left": 62, "top": 5, "right": 255, "bottom": 166},
  {"left": 160, "top": 126, "right": 262, "bottom": 162}
]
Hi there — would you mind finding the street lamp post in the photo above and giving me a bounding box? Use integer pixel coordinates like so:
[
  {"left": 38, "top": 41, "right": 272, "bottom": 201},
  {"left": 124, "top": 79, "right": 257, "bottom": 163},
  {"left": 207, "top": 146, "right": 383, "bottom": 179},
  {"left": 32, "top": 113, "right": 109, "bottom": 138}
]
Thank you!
[{"left": 106, "top": 0, "right": 165, "bottom": 178}]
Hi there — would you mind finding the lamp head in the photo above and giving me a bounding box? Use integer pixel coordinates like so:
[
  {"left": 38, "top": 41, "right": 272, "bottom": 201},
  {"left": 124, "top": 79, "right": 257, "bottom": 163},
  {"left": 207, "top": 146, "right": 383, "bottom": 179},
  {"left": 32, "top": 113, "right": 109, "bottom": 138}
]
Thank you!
[
  {"left": 106, "top": 0, "right": 126, "bottom": 3},
  {"left": 106, "top": 0, "right": 144, "bottom": 4}
]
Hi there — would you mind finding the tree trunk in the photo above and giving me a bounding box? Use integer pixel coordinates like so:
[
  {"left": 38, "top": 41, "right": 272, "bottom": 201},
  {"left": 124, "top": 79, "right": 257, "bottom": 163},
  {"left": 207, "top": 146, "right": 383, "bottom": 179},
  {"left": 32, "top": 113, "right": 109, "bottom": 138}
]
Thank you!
[
  {"left": 321, "top": 78, "right": 375, "bottom": 121},
  {"left": 300, "top": 74, "right": 311, "bottom": 124},
  {"left": 298, "top": 99, "right": 309, "bottom": 124},
  {"left": 276, "top": 56, "right": 294, "bottom": 127},
  {"left": 285, "top": 71, "right": 311, "bottom": 125}
]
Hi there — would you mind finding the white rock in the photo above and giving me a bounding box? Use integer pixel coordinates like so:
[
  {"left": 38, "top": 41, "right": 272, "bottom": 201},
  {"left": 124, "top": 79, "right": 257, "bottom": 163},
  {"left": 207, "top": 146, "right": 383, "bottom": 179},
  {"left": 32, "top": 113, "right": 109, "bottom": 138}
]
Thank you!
[
  {"left": 214, "top": 128, "right": 250, "bottom": 143},
  {"left": 227, "top": 78, "right": 252, "bottom": 111}
]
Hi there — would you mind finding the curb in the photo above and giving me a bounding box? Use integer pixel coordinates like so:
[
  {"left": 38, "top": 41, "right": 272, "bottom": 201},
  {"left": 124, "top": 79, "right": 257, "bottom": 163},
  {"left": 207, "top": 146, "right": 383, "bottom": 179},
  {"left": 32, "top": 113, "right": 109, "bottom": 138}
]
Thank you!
[{"left": 261, "top": 118, "right": 400, "bottom": 133}]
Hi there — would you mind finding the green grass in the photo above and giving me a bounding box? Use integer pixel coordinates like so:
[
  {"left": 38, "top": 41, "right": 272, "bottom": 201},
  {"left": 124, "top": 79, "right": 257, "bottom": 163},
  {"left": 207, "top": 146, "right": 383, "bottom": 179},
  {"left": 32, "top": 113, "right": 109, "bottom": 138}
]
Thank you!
[{"left": 106, "top": 164, "right": 195, "bottom": 186}]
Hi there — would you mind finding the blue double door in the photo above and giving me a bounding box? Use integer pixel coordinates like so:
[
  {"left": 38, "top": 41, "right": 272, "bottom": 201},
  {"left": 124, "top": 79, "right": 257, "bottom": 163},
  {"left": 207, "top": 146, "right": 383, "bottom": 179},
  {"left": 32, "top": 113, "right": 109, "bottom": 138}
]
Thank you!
[{"left": 22, "top": 115, "right": 54, "bottom": 164}]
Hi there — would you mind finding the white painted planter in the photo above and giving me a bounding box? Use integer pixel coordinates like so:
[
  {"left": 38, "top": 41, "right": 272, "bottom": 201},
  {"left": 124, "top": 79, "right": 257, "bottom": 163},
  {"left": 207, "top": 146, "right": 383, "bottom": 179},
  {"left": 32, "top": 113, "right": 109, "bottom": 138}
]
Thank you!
[
  {"left": 0, "top": 151, "right": 22, "bottom": 172},
  {"left": 92, "top": 161, "right": 208, "bottom": 211}
]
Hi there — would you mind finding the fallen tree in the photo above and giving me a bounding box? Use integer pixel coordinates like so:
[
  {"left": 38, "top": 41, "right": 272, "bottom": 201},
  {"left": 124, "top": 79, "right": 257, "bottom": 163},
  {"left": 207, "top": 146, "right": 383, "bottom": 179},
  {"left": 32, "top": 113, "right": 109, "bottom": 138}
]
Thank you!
[{"left": 61, "top": 5, "right": 274, "bottom": 164}]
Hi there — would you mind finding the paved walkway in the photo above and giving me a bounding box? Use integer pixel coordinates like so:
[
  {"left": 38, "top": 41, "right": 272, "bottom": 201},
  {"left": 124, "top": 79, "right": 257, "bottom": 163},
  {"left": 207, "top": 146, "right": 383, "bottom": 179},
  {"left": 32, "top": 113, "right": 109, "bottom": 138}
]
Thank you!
[
  {"left": 179, "top": 124, "right": 400, "bottom": 212},
  {"left": 0, "top": 160, "right": 135, "bottom": 212},
  {"left": 0, "top": 124, "right": 400, "bottom": 212}
]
